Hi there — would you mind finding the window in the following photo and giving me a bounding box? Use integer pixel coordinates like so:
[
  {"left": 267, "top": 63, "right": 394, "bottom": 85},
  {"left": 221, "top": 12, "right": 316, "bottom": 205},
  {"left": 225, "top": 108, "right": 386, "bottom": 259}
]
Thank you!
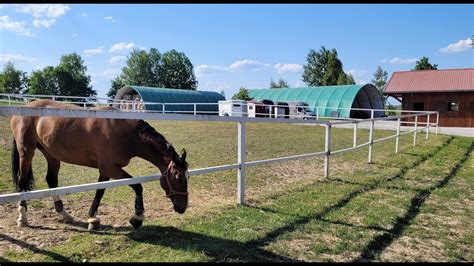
[
  {"left": 233, "top": 104, "right": 241, "bottom": 108},
  {"left": 447, "top": 102, "right": 459, "bottom": 112},
  {"left": 249, "top": 106, "right": 253, "bottom": 110},
  {"left": 413, "top": 102, "right": 424, "bottom": 111}
]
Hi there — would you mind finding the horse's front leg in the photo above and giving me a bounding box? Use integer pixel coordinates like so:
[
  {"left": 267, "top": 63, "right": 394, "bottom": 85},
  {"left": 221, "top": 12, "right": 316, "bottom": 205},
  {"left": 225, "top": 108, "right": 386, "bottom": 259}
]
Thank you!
[
  {"left": 129, "top": 183, "right": 144, "bottom": 229},
  {"left": 87, "top": 174, "right": 109, "bottom": 231}
]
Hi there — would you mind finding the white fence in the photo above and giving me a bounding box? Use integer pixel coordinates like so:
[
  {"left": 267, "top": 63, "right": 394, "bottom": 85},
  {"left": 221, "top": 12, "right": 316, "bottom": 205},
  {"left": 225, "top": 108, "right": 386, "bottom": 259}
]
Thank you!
[{"left": 0, "top": 99, "right": 439, "bottom": 206}]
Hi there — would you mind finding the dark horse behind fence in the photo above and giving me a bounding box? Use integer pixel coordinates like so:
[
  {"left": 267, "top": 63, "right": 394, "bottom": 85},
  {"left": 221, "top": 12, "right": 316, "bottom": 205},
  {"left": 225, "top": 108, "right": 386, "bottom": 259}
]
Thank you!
[{"left": 10, "top": 99, "right": 189, "bottom": 230}]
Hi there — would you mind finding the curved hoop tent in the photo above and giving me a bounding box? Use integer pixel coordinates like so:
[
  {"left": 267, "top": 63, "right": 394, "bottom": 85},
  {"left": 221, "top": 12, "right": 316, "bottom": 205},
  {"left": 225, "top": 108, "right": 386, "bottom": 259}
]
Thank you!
[
  {"left": 248, "top": 84, "right": 384, "bottom": 118},
  {"left": 114, "top": 86, "right": 225, "bottom": 113}
]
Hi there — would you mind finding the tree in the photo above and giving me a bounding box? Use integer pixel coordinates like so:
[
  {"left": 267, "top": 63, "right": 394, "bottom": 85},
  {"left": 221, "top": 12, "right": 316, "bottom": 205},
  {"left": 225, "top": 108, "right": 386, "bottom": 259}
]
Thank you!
[
  {"left": 116, "top": 48, "right": 198, "bottom": 92},
  {"left": 372, "top": 66, "right": 388, "bottom": 104},
  {"left": 55, "top": 53, "right": 95, "bottom": 97},
  {"left": 412, "top": 57, "right": 438, "bottom": 71},
  {"left": 270, "top": 78, "right": 290, "bottom": 89},
  {"left": 121, "top": 49, "right": 155, "bottom": 87},
  {"left": 231, "top": 87, "right": 253, "bottom": 101},
  {"left": 0, "top": 62, "right": 28, "bottom": 94},
  {"left": 336, "top": 72, "right": 355, "bottom": 85},
  {"left": 27, "top": 66, "right": 59, "bottom": 95},
  {"left": 302, "top": 46, "right": 354, "bottom": 86},
  {"left": 107, "top": 75, "right": 125, "bottom": 98},
  {"left": 158, "top": 49, "right": 198, "bottom": 90}
]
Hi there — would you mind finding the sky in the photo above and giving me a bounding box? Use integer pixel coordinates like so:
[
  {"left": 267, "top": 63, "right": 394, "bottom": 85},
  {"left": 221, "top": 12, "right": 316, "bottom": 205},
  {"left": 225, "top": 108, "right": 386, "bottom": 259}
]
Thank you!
[{"left": 1, "top": 4, "right": 472, "bottom": 104}]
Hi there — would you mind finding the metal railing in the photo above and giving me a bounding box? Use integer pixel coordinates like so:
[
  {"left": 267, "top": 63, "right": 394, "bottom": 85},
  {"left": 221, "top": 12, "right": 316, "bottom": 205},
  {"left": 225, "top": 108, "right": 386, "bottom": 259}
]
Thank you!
[{"left": 0, "top": 99, "right": 438, "bottom": 206}]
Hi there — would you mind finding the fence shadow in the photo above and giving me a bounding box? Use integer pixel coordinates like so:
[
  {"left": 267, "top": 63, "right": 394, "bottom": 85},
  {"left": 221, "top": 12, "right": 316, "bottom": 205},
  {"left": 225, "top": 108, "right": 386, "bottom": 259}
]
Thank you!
[
  {"left": 354, "top": 141, "right": 473, "bottom": 262},
  {"left": 0, "top": 233, "right": 72, "bottom": 262},
  {"left": 244, "top": 136, "right": 454, "bottom": 249}
]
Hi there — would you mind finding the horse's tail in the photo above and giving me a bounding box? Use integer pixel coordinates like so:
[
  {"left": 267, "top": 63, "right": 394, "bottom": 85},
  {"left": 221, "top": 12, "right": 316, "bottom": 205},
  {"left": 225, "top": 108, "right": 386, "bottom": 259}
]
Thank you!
[{"left": 11, "top": 138, "right": 34, "bottom": 192}]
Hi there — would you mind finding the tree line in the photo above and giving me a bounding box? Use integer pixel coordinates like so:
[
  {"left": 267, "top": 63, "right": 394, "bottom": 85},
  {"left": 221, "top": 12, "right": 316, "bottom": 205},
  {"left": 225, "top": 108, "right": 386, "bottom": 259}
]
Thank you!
[
  {"left": 232, "top": 46, "right": 438, "bottom": 102},
  {"left": 0, "top": 48, "right": 198, "bottom": 99},
  {"left": 1, "top": 45, "right": 438, "bottom": 104}
]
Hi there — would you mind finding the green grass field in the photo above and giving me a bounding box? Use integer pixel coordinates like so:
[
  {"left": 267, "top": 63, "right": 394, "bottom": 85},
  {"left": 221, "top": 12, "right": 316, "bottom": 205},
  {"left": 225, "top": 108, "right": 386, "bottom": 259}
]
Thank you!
[{"left": 0, "top": 117, "right": 472, "bottom": 262}]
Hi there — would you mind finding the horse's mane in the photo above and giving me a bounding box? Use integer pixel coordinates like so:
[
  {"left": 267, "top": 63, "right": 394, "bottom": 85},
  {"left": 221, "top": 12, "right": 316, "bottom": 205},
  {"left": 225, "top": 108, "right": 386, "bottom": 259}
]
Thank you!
[{"left": 136, "top": 120, "right": 188, "bottom": 167}]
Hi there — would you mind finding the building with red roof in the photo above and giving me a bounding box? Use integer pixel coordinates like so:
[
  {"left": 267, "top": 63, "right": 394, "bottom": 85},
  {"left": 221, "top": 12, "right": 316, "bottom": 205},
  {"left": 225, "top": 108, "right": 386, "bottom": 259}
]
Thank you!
[{"left": 385, "top": 68, "right": 474, "bottom": 127}]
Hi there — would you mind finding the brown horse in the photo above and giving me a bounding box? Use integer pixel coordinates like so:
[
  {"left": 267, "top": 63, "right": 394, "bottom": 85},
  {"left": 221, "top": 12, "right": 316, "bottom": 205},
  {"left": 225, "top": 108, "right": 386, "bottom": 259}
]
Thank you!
[{"left": 10, "top": 99, "right": 189, "bottom": 230}]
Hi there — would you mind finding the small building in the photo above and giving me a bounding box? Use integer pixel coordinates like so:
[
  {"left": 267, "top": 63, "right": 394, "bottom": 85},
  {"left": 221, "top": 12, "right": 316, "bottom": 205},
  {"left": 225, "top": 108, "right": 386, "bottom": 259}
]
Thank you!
[
  {"left": 385, "top": 68, "right": 474, "bottom": 127},
  {"left": 114, "top": 86, "right": 225, "bottom": 114},
  {"left": 248, "top": 84, "right": 384, "bottom": 119}
]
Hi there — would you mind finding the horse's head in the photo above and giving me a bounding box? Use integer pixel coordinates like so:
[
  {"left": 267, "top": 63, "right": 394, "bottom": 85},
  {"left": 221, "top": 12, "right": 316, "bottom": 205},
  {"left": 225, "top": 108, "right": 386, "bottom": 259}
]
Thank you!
[{"left": 160, "top": 147, "right": 189, "bottom": 214}]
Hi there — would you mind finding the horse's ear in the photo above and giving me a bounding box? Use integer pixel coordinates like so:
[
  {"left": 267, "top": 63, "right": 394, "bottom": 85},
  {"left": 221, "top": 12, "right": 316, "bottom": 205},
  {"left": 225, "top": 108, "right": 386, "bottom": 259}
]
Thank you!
[{"left": 180, "top": 148, "right": 187, "bottom": 161}]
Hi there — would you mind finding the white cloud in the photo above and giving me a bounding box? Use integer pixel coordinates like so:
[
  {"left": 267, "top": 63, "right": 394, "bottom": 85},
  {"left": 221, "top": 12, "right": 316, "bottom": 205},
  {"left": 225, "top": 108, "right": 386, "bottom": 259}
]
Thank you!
[
  {"left": 104, "top": 16, "right": 116, "bottom": 22},
  {"left": 33, "top": 18, "right": 56, "bottom": 28},
  {"left": 440, "top": 38, "right": 471, "bottom": 54},
  {"left": 195, "top": 64, "right": 224, "bottom": 77},
  {"left": 84, "top": 46, "right": 104, "bottom": 56},
  {"left": 0, "top": 16, "right": 34, "bottom": 37},
  {"left": 72, "top": 33, "right": 78, "bottom": 37},
  {"left": 81, "top": 12, "right": 87, "bottom": 17},
  {"left": 381, "top": 57, "right": 418, "bottom": 65},
  {"left": 109, "top": 42, "right": 143, "bottom": 53},
  {"left": 14, "top": 4, "right": 70, "bottom": 19},
  {"left": 109, "top": 55, "right": 127, "bottom": 64},
  {"left": 0, "top": 53, "right": 37, "bottom": 64},
  {"left": 274, "top": 63, "right": 303, "bottom": 74},
  {"left": 225, "top": 59, "right": 271, "bottom": 71}
]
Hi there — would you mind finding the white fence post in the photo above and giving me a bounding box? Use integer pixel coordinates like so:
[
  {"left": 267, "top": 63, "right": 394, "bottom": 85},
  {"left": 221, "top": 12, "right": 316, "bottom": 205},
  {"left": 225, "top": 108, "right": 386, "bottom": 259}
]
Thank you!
[
  {"left": 370, "top": 109, "right": 374, "bottom": 119},
  {"left": 395, "top": 117, "right": 401, "bottom": 154},
  {"left": 413, "top": 115, "right": 418, "bottom": 146},
  {"left": 8, "top": 95, "right": 11, "bottom": 106},
  {"left": 436, "top": 112, "right": 439, "bottom": 135},
  {"left": 426, "top": 114, "right": 430, "bottom": 140},
  {"left": 237, "top": 121, "right": 246, "bottom": 205},
  {"left": 316, "top": 107, "right": 319, "bottom": 120},
  {"left": 162, "top": 103, "right": 165, "bottom": 114},
  {"left": 353, "top": 122, "right": 358, "bottom": 148},
  {"left": 324, "top": 124, "right": 331, "bottom": 178},
  {"left": 368, "top": 118, "right": 375, "bottom": 163}
]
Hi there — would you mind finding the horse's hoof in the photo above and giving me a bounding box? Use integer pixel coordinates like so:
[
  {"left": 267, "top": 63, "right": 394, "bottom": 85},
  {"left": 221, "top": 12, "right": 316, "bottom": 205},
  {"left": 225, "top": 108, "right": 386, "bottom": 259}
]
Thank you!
[
  {"left": 88, "top": 221, "right": 101, "bottom": 231},
  {"left": 129, "top": 217, "right": 143, "bottom": 229}
]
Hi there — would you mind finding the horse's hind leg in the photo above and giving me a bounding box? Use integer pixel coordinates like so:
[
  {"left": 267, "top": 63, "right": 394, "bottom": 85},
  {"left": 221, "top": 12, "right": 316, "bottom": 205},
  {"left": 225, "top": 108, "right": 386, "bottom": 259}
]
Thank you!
[
  {"left": 15, "top": 141, "right": 35, "bottom": 227},
  {"left": 40, "top": 149, "right": 74, "bottom": 223}
]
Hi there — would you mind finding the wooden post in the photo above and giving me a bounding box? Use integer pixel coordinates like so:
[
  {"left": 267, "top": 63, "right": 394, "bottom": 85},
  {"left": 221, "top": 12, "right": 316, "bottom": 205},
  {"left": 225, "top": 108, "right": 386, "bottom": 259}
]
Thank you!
[
  {"left": 353, "top": 122, "right": 358, "bottom": 148},
  {"left": 237, "top": 121, "right": 246, "bottom": 204},
  {"left": 368, "top": 119, "right": 374, "bottom": 163},
  {"left": 324, "top": 124, "right": 331, "bottom": 178}
]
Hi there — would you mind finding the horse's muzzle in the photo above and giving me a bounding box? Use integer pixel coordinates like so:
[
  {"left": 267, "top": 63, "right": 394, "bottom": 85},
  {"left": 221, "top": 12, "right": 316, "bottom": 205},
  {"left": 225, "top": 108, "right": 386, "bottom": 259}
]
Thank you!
[{"left": 174, "top": 205, "right": 186, "bottom": 214}]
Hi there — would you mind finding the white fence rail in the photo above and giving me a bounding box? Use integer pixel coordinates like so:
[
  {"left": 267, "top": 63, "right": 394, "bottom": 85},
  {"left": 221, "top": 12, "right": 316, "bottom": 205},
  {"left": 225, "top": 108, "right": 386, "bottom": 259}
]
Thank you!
[{"left": 0, "top": 103, "right": 439, "bottom": 205}]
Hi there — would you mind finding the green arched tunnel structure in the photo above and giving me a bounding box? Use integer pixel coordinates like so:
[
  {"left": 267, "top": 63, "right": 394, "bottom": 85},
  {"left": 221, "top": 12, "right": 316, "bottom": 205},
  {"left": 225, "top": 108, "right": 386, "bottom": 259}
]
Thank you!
[
  {"left": 114, "top": 86, "right": 225, "bottom": 112},
  {"left": 248, "top": 84, "right": 384, "bottom": 118}
]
